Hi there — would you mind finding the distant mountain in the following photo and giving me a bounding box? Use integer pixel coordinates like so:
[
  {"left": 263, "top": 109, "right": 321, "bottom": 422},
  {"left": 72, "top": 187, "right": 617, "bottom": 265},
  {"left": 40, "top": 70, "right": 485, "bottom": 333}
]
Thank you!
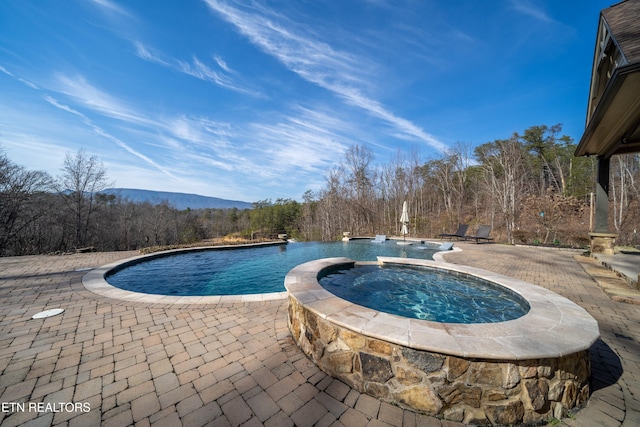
[{"left": 100, "top": 188, "right": 252, "bottom": 210}]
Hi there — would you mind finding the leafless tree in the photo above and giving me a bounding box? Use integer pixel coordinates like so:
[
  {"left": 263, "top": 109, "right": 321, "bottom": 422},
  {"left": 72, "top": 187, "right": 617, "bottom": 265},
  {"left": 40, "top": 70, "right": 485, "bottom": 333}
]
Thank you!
[
  {"left": 343, "top": 145, "right": 377, "bottom": 235},
  {"left": 0, "top": 150, "right": 52, "bottom": 254},
  {"left": 56, "top": 149, "right": 112, "bottom": 248},
  {"left": 475, "top": 135, "right": 529, "bottom": 244},
  {"left": 611, "top": 153, "right": 640, "bottom": 243}
]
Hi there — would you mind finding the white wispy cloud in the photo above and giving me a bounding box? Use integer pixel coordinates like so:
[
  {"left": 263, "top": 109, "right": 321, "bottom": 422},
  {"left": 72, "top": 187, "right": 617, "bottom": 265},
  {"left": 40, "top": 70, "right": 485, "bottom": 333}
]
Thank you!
[
  {"left": 133, "top": 41, "right": 170, "bottom": 66},
  {"left": 0, "top": 128, "right": 70, "bottom": 172},
  {"left": 202, "top": 0, "right": 448, "bottom": 153},
  {"left": 133, "top": 40, "right": 260, "bottom": 96},
  {"left": 509, "top": 0, "right": 559, "bottom": 25},
  {"left": 53, "top": 73, "right": 154, "bottom": 126},
  {"left": 166, "top": 116, "right": 233, "bottom": 149},
  {"left": 48, "top": 72, "right": 252, "bottom": 179},
  {"left": 90, "top": 0, "right": 133, "bottom": 18},
  {"left": 159, "top": 104, "right": 358, "bottom": 188},
  {"left": 43, "top": 95, "right": 90, "bottom": 121},
  {"left": 2, "top": 68, "right": 179, "bottom": 180},
  {"left": 42, "top": 94, "right": 179, "bottom": 179},
  {"left": 182, "top": 152, "right": 236, "bottom": 172},
  {"left": 250, "top": 120, "right": 346, "bottom": 174},
  {"left": 4, "top": 45, "right": 334, "bottom": 200},
  {"left": 91, "top": 127, "right": 180, "bottom": 180},
  {"left": 1, "top": 65, "right": 40, "bottom": 89},
  {"left": 178, "top": 56, "right": 234, "bottom": 89},
  {"left": 240, "top": 104, "right": 364, "bottom": 182},
  {"left": 0, "top": 65, "right": 13, "bottom": 77},
  {"left": 214, "top": 55, "right": 232, "bottom": 73},
  {"left": 326, "top": 83, "right": 447, "bottom": 150}
]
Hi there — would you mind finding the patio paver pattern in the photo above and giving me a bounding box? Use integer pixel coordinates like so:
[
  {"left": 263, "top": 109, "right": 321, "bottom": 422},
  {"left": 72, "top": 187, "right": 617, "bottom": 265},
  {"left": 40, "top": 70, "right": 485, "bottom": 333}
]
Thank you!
[{"left": 0, "top": 244, "right": 638, "bottom": 426}]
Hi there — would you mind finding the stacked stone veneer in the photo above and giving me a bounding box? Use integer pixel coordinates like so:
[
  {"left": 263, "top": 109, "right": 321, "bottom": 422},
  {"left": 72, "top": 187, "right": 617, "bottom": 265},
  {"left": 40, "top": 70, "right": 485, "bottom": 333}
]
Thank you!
[{"left": 288, "top": 296, "right": 590, "bottom": 426}]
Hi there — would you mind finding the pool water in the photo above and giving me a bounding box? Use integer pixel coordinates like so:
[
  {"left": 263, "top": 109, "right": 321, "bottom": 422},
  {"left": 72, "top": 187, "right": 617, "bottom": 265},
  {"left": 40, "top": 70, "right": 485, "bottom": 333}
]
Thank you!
[
  {"left": 319, "top": 264, "right": 530, "bottom": 323},
  {"left": 106, "top": 240, "right": 438, "bottom": 296}
]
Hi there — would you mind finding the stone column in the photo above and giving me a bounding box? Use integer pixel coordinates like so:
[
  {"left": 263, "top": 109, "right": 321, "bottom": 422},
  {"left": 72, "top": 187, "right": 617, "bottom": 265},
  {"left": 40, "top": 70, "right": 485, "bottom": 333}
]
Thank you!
[
  {"left": 590, "top": 156, "right": 617, "bottom": 254},
  {"left": 594, "top": 156, "right": 610, "bottom": 233}
]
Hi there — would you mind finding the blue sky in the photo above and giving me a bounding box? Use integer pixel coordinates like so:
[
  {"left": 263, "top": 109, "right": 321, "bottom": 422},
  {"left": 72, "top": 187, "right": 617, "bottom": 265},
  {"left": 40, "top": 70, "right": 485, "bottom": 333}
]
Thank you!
[{"left": 0, "top": 0, "right": 614, "bottom": 202}]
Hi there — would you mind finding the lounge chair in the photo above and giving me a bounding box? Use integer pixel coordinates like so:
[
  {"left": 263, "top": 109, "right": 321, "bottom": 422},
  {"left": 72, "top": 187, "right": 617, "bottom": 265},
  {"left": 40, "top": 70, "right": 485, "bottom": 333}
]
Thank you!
[
  {"left": 371, "top": 234, "right": 386, "bottom": 243},
  {"left": 438, "top": 242, "right": 454, "bottom": 251},
  {"left": 439, "top": 224, "right": 468, "bottom": 240},
  {"left": 464, "top": 225, "right": 494, "bottom": 243}
]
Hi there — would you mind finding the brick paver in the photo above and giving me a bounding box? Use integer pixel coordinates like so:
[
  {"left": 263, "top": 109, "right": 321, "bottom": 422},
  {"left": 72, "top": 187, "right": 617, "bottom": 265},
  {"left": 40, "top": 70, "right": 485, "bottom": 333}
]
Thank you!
[{"left": 0, "top": 245, "right": 638, "bottom": 426}]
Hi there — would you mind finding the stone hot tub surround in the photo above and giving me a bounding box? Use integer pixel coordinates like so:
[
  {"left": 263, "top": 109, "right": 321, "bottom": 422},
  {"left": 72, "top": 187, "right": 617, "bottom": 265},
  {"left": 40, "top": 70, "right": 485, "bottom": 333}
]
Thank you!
[{"left": 285, "top": 257, "right": 600, "bottom": 426}]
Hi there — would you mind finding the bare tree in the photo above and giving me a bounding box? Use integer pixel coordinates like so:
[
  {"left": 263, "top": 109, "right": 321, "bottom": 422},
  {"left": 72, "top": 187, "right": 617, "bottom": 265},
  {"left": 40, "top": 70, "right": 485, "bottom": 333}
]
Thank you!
[
  {"left": 0, "top": 150, "right": 52, "bottom": 254},
  {"left": 318, "top": 165, "right": 347, "bottom": 240},
  {"left": 475, "top": 135, "right": 529, "bottom": 244},
  {"left": 343, "top": 145, "right": 376, "bottom": 235},
  {"left": 381, "top": 150, "right": 415, "bottom": 235},
  {"left": 56, "top": 149, "right": 112, "bottom": 248},
  {"left": 611, "top": 153, "right": 640, "bottom": 243}
]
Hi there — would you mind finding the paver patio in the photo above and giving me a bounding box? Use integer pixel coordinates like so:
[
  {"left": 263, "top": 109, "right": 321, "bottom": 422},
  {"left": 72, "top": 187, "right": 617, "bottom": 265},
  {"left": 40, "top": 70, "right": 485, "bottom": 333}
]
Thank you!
[{"left": 0, "top": 243, "right": 638, "bottom": 426}]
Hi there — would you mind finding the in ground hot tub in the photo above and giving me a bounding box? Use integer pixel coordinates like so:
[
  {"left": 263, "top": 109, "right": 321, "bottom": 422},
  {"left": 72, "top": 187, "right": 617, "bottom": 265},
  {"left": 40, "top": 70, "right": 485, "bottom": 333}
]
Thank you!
[{"left": 285, "top": 257, "right": 599, "bottom": 426}]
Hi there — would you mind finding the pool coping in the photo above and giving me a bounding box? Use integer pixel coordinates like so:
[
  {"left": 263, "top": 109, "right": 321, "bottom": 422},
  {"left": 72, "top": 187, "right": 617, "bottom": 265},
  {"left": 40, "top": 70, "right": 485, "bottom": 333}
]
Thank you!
[
  {"left": 285, "top": 256, "right": 600, "bottom": 360},
  {"left": 82, "top": 242, "right": 289, "bottom": 304},
  {"left": 82, "top": 240, "right": 452, "bottom": 305}
]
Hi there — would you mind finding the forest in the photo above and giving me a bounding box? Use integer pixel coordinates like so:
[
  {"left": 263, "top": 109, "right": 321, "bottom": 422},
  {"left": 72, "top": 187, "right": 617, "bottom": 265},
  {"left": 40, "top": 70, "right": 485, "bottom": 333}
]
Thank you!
[{"left": 2, "top": 124, "right": 639, "bottom": 257}]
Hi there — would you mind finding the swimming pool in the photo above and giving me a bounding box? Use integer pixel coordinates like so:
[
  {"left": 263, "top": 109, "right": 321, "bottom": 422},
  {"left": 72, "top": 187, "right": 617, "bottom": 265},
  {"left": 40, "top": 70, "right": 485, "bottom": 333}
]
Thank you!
[
  {"left": 105, "top": 240, "right": 439, "bottom": 296},
  {"left": 318, "top": 263, "right": 530, "bottom": 323}
]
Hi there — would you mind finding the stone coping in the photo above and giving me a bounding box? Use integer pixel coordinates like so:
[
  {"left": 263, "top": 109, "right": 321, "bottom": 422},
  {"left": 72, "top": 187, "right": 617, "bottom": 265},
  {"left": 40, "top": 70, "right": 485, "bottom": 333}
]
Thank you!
[
  {"left": 284, "top": 256, "right": 600, "bottom": 360},
  {"left": 588, "top": 232, "right": 619, "bottom": 237},
  {"left": 82, "top": 242, "right": 289, "bottom": 304}
]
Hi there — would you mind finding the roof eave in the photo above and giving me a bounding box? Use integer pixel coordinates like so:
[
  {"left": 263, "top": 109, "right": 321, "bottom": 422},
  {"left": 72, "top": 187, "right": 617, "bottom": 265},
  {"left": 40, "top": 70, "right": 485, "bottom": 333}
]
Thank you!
[{"left": 575, "top": 62, "right": 640, "bottom": 158}]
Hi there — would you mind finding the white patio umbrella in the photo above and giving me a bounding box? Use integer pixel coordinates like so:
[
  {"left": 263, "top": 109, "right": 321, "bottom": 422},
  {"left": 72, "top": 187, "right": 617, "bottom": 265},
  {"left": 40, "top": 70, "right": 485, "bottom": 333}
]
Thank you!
[{"left": 400, "top": 201, "right": 409, "bottom": 241}]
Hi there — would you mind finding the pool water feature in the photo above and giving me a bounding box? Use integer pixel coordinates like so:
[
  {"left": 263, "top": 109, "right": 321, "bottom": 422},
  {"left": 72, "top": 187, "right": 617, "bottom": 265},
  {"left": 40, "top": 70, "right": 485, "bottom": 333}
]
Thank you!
[
  {"left": 103, "top": 240, "right": 439, "bottom": 296},
  {"left": 286, "top": 257, "right": 600, "bottom": 425},
  {"left": 318, "top": 264, "right": 530, "bottom": 323}
]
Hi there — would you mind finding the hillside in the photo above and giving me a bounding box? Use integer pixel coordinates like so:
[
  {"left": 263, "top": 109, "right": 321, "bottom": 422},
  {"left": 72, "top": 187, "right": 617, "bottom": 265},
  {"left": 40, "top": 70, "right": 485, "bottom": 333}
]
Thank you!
[{"left": 100, "top": 188, "right": 252, "bottom": 210}]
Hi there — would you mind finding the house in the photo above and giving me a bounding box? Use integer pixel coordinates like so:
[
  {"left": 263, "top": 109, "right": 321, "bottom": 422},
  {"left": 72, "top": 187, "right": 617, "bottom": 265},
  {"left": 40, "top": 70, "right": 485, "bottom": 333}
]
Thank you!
[{"left": 575, "top": 0, "right": 640, "bottom": 254}]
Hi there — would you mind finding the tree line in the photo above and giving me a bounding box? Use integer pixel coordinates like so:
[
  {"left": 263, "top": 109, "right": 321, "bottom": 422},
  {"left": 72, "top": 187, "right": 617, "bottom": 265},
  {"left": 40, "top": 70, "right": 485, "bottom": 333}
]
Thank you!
[
  {"left": 300, "top": 124, "right": 638, "bottom": 247},
  {"left": 2, "top": 124, "right": 639, "bottom": 256},
  {"left": 0, "top": 149, "right": 252, "bottom": 256}
]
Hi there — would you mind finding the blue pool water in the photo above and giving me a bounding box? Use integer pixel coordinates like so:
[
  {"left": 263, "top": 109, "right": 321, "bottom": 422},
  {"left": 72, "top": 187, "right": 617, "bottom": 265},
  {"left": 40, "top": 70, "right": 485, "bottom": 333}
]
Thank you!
[
  {"left": 319, "top": 264, "right": 530, "bottom": 323},
  {"left": 106, "top": 240, "right": 438, "bottom": 296}
]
